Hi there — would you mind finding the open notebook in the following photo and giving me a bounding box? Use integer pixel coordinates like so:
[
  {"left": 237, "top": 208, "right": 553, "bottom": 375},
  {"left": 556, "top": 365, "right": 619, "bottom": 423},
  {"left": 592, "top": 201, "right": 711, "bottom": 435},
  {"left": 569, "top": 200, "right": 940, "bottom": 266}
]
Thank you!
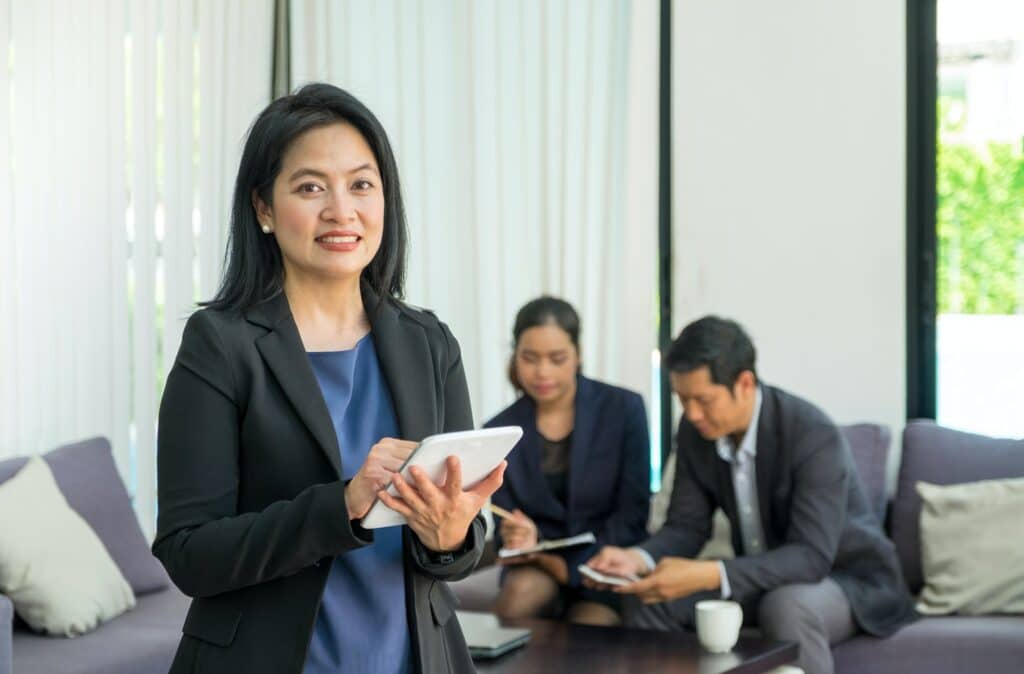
[
  {"left": 457, "top": 611, "right": 532, "bottom": 659},
  {"left": 497, "top": 532, "right": 597, "bottom": 559}
]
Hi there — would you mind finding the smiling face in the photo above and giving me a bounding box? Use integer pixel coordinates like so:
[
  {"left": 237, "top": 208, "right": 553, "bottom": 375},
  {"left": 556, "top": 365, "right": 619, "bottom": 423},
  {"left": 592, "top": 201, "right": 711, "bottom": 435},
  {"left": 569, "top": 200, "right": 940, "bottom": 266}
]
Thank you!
[{"left": 253, "top": 122, "right": 385, "bottom": 285}]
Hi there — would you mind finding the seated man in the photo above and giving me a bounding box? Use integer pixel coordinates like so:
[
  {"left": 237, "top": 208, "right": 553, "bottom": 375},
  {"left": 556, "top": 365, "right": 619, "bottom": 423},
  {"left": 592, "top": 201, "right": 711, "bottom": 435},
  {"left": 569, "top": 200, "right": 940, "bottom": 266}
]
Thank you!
[{"left": 586, "top": 316, "right": 916, "bottom": 674}]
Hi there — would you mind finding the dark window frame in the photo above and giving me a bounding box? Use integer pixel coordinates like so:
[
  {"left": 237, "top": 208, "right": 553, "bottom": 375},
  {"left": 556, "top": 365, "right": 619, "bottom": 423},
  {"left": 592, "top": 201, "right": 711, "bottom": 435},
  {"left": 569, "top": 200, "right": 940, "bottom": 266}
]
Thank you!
[
  {"left": 658, "top": 0, "right": 673, "bottom": 462},
  {"left": 906, "top": 0, "right": 938, "bottom": 420}
]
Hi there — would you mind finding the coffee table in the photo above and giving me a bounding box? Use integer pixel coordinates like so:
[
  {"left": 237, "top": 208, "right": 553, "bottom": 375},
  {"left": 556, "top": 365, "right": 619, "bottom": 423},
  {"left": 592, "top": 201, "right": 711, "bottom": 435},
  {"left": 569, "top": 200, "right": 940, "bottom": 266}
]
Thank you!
[{"left": 473, "top": 618, "right": 798, "bottom": 674}]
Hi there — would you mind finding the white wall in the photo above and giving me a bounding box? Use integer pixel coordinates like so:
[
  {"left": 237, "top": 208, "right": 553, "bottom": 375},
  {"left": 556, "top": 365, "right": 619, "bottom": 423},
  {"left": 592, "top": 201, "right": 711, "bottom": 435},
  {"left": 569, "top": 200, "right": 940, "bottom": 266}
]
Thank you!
[{"left": 671, "top": 1, "right": 907, "bottom": 476}]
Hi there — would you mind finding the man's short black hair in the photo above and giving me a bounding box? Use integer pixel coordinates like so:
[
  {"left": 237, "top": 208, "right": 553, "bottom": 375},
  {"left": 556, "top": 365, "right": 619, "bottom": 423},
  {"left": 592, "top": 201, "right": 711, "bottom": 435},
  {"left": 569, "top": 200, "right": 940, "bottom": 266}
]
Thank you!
[{"left": 664, "top": 316, "right": 758, "bottom": 389}]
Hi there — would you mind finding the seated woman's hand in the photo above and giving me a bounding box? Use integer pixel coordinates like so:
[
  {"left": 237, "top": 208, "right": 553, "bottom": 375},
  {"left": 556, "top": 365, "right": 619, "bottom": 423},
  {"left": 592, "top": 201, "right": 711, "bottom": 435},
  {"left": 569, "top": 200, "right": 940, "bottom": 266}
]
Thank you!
[
  {"left": 345, "top": 438, "right": 419, "bottom": 520},
  {"left": 378, "top": 456, "right": 507, "bottom": 552},
  {"left": 499, "top": 509, "right": 539, "bottom": 551}
]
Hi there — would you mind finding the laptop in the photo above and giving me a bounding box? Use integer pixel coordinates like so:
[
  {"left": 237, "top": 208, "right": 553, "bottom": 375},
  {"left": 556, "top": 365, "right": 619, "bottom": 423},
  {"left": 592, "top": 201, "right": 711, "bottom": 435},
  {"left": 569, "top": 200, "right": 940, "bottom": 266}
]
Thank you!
[{"left": 456, "top": 611, "right": 532, "bottom": 659}]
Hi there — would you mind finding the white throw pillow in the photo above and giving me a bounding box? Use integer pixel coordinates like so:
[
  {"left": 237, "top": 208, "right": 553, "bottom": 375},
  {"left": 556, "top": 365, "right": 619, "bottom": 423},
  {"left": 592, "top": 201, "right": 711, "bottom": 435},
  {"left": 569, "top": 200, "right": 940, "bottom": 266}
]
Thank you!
[
  {"left": 0, "top": 456, "right": 135, "bottom": 636},
  {"left": 916, "top": 477, "right": 1024, "bottom": 615}
]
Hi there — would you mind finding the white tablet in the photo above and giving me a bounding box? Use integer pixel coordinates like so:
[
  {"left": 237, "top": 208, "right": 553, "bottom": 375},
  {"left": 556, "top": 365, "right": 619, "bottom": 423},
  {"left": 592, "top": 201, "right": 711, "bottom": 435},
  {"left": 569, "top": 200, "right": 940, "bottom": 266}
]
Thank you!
[{"left": 361, "top": 426, "right": 523, "bottom": 529}]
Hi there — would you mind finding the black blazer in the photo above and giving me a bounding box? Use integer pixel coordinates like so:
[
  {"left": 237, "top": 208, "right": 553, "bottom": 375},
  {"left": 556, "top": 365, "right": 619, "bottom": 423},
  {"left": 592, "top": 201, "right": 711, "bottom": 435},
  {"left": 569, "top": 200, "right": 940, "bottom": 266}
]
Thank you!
[
  {"left": 642, "top": 384, "right": 917, "bottom": 636},
  {"left": 485, "top": 376, "right": 651, "bottom": 586},
  {"left": 152, "top": 285, "right": 484, "bottom": 674}
]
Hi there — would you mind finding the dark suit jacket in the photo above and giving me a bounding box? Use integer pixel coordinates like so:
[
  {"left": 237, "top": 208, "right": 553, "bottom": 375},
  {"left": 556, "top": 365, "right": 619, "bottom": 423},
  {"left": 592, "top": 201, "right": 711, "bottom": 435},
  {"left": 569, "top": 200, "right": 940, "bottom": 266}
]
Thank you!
[
  {"left": 641, "top": 384, "right": 916, "bottom": 636},
  {"left": 152, "top": 285, "right": 484, "bottom": 674},
  {"left": 485, "top": 376, "right": 651, "bottom": 586}
]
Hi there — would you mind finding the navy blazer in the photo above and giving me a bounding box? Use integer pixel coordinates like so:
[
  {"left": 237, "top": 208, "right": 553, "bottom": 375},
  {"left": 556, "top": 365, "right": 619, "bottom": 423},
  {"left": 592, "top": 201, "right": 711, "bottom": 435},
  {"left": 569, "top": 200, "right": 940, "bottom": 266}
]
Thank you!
[{"left": 484, "top": 375, "right": 651, "bottom": 586}]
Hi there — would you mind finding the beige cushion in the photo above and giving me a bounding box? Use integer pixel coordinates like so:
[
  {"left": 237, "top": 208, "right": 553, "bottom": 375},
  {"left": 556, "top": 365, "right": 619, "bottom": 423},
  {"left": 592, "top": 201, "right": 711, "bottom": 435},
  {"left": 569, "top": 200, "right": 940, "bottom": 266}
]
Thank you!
[
  {"left": 916, "top": 477, "right": 1024, "bottom": 615},
  {"left": 0, "top": 456, "right": 135, "bottom": 636}
]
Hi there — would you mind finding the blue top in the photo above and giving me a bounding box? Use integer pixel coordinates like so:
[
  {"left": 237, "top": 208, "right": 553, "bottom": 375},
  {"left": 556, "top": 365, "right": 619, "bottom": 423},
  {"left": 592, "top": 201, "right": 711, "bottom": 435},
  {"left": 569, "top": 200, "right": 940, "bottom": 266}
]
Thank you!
[{"left": 303, "top": 335, "right": 411, "bottom": 674}]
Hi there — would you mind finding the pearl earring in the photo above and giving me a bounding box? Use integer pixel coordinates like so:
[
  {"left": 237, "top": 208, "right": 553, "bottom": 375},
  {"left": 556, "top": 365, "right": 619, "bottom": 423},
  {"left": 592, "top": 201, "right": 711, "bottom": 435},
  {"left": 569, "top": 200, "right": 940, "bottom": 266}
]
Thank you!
[{"left": 261, "top": 224, "right": 272, "bottom": 234}]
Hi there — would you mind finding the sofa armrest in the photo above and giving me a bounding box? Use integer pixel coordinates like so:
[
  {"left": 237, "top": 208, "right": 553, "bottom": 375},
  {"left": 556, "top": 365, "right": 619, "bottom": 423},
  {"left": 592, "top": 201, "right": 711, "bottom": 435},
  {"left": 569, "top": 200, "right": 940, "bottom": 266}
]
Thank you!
[{"left": 0, "top": 593, "right": 13, "bottom": 674}]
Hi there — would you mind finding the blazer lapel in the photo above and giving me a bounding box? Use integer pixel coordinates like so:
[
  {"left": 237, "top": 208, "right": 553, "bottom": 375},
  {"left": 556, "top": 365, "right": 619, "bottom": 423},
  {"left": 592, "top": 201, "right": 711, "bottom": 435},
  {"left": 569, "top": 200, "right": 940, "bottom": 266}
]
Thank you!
[
  {"left": 506, "top": 397, "right": 567, "bottom": 520},
  {"left": 567, "top": 376, "right": 598, "bottom": 515},
  {"left": 755, "top": 387, "right": 778, "bottom": 545},
  {"left": 707, "top": 436, "right": 742, "bottom": 551},
  {"left": 362, "top": 284, "right": 437, "bottom": 442},
  {"left": 247, "top": 293, "right": 344, "bottom": 479}
]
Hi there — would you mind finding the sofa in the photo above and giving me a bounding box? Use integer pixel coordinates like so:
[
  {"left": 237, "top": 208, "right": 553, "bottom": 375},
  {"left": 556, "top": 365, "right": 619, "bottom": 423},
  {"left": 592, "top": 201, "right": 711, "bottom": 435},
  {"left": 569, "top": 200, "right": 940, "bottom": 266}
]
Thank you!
[
  {"left": 833, "top": 420, "right": 1024, "bottom": 674},
  {"left": 0, "top": 438, "right": 190, "bottom": 674},
  {"left": 450, "top": 421, "right": 1024, "bottom": 674}
]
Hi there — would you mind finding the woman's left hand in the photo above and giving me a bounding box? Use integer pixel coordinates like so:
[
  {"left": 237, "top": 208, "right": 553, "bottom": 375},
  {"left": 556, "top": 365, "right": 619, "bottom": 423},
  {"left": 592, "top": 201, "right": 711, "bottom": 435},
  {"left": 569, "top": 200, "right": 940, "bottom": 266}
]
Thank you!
[
  {"left": 378, "top": 456, "right": 507, "bottom": 552},
  {"left": 532, "top": 553, "right": 569, "bottom": 585}
]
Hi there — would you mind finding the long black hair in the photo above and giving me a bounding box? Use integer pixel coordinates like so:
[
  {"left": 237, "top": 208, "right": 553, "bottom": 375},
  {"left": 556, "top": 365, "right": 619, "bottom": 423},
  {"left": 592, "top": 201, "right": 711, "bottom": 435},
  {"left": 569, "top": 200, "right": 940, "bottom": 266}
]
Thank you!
[
  {"left": 507, "top": 296, "right": 582, "bottom": 391},
  {"left": 203, "top": 83, "right": 408, "bottom": 311}
]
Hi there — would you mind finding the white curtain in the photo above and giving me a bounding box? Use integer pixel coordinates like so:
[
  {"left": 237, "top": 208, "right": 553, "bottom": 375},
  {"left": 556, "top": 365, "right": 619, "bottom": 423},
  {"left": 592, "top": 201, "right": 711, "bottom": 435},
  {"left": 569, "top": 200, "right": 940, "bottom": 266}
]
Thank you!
[
  {"left": 290, "top": 0, "right": 659, "bottom": 425},
  {"left": 0, "top": 0, "right": 274, "bottom": 538}
]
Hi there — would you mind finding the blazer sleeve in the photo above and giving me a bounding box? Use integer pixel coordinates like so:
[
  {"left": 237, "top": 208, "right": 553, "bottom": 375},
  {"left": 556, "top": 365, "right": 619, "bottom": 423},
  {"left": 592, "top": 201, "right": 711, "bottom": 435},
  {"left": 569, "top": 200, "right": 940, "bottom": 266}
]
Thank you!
[
  {"left": 640, "top": 432, "right": 714, "bottom": 563},
  {"left": 152, "top": 311, "right": 373, "bottom": 599},
  {"left": 597, "top": 392, "right": 651, "bottom": 546},
  {"left": 721, "top": 421, "right": 849, "bottom": 603},
  {"left": 407, "top": 321, "right": 486, "bottom": 582},
  {"left": 483, "top": 411, "right": 517, "bottom": 552}
]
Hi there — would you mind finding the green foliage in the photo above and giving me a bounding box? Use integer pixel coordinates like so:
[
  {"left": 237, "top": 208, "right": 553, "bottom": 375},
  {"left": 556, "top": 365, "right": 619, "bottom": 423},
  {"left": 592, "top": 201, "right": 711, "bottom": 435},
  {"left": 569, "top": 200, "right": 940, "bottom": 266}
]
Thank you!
[{"left": 937, "top": 104, "right": 1024, "bottom": 314}]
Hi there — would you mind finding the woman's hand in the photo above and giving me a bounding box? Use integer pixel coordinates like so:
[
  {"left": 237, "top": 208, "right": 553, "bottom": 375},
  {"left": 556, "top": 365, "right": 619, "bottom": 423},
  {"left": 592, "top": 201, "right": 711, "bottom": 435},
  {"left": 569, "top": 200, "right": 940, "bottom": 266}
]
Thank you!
[
  {"left": 499, "top": 509, "right": 539, "bottom": 551},
  {"left": 344, "top": 438, "right": 418, "bottom": 520},
  {"left": 529, "top": 553, "right": 569, "bottom": 584},
  {"left": 497, "top": 552, "right": 569, "bottom": 585},
  {"left": 378, "top": 456, "right": 507, "bottom": 552}
]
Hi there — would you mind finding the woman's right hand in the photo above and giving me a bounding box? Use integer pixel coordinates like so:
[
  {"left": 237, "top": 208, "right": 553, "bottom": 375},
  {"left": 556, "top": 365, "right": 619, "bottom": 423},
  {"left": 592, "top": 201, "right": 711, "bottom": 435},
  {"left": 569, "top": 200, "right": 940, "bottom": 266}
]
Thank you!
[
  {"left": 344, "top": 438, "right": 418, "bottom": 520},
  {"left": 500, "top": 509, "right": 539, "bottom": 551}
]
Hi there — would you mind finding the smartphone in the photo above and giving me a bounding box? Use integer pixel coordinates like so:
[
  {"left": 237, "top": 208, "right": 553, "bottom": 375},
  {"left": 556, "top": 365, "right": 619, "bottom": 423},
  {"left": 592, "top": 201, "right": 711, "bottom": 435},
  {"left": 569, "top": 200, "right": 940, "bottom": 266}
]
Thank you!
[{"left": 577, "top": 565, "right": 640, "bottom": 586}]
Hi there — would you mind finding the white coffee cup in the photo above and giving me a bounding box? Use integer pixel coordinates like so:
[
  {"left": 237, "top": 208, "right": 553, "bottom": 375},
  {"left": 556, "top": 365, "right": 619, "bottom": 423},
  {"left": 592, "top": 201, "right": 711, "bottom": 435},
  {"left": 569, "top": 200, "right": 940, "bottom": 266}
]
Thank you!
[{"left": 695, "top": 599, "right": 743, "bottom": 653}]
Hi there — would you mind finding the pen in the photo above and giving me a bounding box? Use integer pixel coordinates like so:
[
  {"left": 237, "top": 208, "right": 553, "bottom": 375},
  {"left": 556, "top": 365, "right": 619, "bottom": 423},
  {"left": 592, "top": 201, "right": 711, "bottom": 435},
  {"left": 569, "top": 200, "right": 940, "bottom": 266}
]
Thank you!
[{"left": 485, "top": 503, "right": 516, "bottom": 520}]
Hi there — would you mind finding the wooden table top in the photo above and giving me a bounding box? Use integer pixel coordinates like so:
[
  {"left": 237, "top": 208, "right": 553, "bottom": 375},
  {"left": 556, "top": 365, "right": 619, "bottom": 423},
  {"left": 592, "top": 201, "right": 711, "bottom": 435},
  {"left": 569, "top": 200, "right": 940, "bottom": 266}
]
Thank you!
[{"left": 473, "top": 617, "right": 798, "bottom": 674}]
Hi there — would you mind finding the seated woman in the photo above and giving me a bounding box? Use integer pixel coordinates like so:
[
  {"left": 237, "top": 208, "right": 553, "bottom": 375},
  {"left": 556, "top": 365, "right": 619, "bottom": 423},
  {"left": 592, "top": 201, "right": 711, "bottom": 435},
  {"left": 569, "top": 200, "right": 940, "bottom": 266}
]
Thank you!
[{"left": 484, "top": 296, "right": 651, "bottom": 626}]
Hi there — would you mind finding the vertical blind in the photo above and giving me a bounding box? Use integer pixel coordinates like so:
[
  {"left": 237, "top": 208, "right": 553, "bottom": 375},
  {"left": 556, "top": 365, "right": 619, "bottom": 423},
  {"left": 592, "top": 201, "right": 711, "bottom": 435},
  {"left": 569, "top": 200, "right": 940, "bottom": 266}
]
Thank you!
[{"left": 0, "top": 0, "right": 274, "bottom": 537}]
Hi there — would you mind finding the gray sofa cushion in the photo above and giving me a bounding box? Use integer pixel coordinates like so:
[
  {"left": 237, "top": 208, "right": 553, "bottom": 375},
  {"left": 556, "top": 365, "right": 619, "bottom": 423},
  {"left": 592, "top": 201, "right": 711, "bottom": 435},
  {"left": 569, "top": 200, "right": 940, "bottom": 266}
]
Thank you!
[
  {"left": 891, "top": 421, "right": 1024, "bottom": 592},
  {"left": 12, "top": 586, "right": 189, "bottom": 674},
  {"left": 0, "top": 437, "right": 169, "bottom": 596},
  {"left": 1, "top": 594, "right": 12, "bottom": 674},
  {"left": 840, "top": 423, "right": 891, "bottom": 524},
  {"left": 833, "top": 615, "right": 1024, "bottom": 674}
]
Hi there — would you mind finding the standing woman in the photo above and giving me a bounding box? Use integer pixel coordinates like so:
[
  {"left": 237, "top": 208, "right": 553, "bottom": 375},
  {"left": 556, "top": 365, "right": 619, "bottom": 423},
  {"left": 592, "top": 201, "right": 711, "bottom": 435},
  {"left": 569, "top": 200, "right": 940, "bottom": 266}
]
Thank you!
[
  {"left": 485, "top": 297, "right": 650, "bottom": 625},
  {"left": 153, "top": 83, "right": 504, "bottom": 674}
]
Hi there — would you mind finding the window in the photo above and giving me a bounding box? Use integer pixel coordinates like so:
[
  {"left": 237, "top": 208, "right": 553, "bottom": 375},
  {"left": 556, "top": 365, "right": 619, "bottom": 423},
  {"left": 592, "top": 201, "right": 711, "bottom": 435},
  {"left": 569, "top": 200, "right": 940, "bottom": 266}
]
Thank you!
[{"left": 935, "top": 1, "right": 1024, "bottom": 437}]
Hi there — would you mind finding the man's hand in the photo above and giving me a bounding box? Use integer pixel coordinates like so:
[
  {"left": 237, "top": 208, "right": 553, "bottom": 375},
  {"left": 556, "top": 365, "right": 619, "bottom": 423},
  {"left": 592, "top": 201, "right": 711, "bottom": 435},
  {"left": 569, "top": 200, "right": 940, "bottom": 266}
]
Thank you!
[
  {"left": 616, "top": 557, "right": 721, "bottom": 604},
  {"left": 581, "top": 546, "right": 650, "bottom": 590}
]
